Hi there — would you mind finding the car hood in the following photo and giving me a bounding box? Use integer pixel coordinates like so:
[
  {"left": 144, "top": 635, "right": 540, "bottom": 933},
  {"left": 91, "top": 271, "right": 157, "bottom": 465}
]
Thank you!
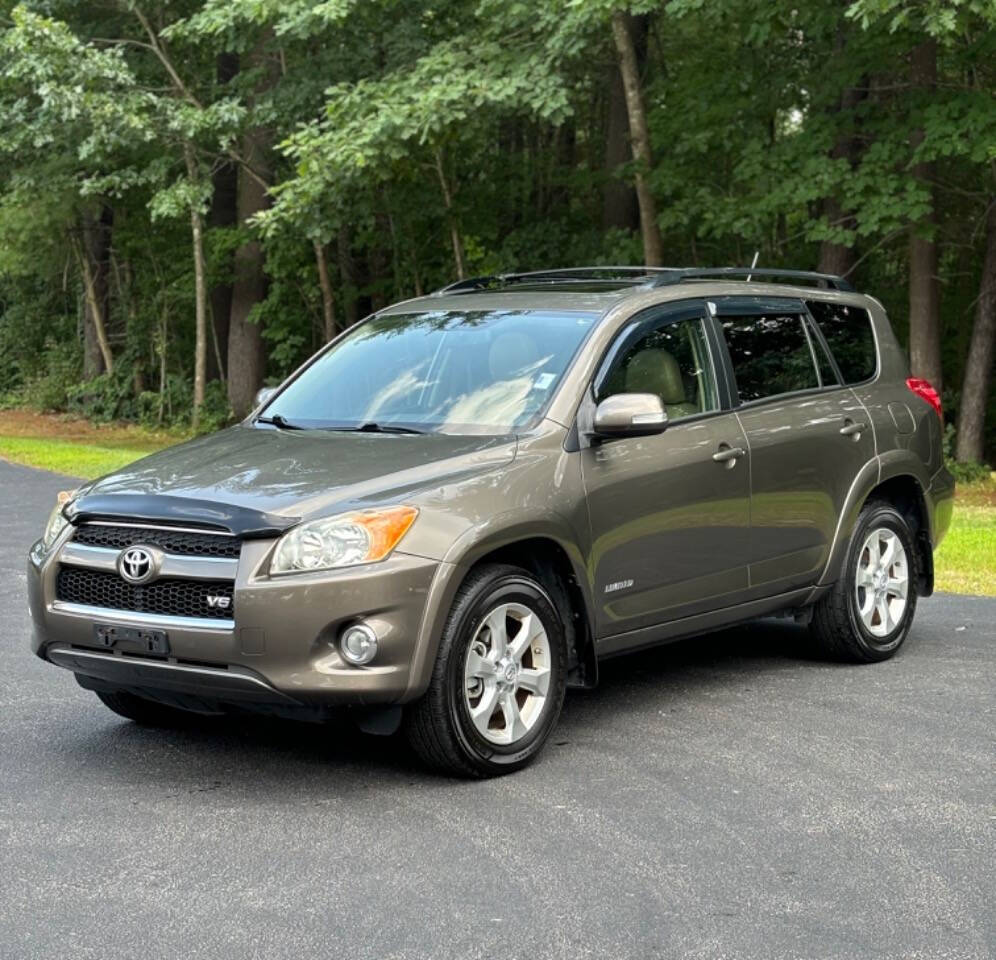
[{"left": 69, "top": 425, "right": 517, "bottom": 535}]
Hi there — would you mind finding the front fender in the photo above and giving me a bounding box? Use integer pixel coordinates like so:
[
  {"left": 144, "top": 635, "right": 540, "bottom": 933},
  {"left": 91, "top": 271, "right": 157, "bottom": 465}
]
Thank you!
[{"left": 401, "top": 511, "right": 593, "bottom": 702}]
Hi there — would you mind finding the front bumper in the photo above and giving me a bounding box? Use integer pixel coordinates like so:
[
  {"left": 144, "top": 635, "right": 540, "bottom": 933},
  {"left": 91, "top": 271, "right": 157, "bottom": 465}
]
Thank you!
[{"left": 29, "top": 532, "right": 445, "bottom": 709}]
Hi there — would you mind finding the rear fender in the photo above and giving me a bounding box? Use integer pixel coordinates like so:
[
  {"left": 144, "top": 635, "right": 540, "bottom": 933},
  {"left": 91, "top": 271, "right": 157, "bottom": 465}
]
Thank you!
[{"left": 817, "top": 452, "right": 932, "bottom": 588}]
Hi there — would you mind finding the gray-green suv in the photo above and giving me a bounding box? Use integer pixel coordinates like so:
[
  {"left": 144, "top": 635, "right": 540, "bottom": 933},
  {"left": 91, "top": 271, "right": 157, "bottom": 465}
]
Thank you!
[{"left": 28, "top": 267, "right": 954, "bottom": 777}]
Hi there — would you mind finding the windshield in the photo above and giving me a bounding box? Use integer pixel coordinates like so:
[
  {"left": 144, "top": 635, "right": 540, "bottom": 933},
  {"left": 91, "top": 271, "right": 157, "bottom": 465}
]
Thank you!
[{"left": 260, "top": 309, "right": 598, "bottom": 434}]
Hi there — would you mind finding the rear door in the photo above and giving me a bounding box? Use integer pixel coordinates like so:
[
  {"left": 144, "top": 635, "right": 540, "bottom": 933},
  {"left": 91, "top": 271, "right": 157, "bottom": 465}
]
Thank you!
[
  {"left": 714, "top": 297, "right": 876, "bottom": 596},
  {"left": 580, "top": 300, "right": 752, "bottom": 637}
]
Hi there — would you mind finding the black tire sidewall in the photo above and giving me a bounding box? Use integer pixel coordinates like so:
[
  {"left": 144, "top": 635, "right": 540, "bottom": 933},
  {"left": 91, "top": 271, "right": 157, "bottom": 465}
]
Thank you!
[
  {"left": 443, "top": 573, "right": 567, "bottom": 771},
  {"left": 844, "top": 505, "right": 918, "bottom": 657}
]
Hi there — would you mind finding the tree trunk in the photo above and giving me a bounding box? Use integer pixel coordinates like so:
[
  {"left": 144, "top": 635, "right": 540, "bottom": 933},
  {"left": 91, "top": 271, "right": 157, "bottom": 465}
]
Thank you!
[
  {"left": 337, "top": 227, "right": 359, "bottom": 329},
  {"left": 227, "top": 155, "right": 268, "bottom": 419},
  {"left": 433, "top": 147, "right": 466, "bottom": 280},
  {"left": 314, "top": 239, "right": 337, "bottom": 342},
  {"left": 610, "top": 11, "right": 664, "bottom": 267},
  {"left": 226, "top": 40, "right": 275, "bottom": 420},
  {"left": 79, "top": 205, "right": 114, "bottom": 377},
  {"left": 817, "top": 34, "right": 868, "bottom": 278},
  {"left": 207, "top": 53, "right": 239, "bottom": 382},
  {"left": 908, "top": 39, "right": 942, "bottom": 392},
  {"left": 955, "top": 199, "right": 996, "bottom": 463},
  {"left": 185, "top": 144, "right": 209, "bottom": 429},
  {"left": 817, "top": 196, "right": 858, "bottom": 277},
  {"left": 603, "top": 65, "right": 639, "bottom": 232}
]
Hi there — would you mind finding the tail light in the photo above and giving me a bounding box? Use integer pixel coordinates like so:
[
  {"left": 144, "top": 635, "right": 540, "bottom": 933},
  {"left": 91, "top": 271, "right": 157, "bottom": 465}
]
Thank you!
[{"left": 906, "top": 377, "right": 943, "bottom": 423}]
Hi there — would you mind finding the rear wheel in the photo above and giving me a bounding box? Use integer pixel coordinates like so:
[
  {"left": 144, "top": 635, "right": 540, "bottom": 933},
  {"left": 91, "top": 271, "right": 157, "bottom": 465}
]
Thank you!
[
  {"left": 404, "top": 564, "right": 567, "bottom": 777},
  {"left": 811, "top": 500, "right": 918, "bottom": 662},
  {"left": 94, "top": 689, "right": 198, "bottom": 727}
]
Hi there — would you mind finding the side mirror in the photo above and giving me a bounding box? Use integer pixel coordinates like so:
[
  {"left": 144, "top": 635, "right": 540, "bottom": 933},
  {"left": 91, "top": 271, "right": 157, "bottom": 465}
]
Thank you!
[
  {"left": 592, "top": 393, "right": 668, "bottom": 438},
  {"left": 254, "top": 386, "right": 278, "bottom": 409}
]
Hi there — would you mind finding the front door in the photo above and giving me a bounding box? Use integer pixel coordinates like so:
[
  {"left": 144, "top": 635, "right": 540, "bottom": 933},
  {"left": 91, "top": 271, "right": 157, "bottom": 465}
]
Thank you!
[
  {"left": 580, "top": 302, "right": 752, "bottom": 638},
  {"left": 715, "top": 298, "right": 876, "bottom": 596}
]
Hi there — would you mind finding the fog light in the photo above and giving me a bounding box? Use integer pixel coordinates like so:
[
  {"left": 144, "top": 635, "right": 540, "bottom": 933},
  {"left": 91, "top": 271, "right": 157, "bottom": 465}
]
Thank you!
[{"left": 340, "top": 623, "right": 378, "bottom": 665}]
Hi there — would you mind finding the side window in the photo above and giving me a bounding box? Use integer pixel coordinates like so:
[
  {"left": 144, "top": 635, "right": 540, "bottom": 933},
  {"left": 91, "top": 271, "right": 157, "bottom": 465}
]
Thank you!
[
  {"left": 721, "top": 314, "right": 819, "bottom": 403},
  {"left": 806, "top": 300, "right": 877, "bottom": 384},
  {"left": 808, "top": 321, "right": 840, "bottom": 387},
  {"left": 597, "top": 317, "right": 719, "bottom": 420}
]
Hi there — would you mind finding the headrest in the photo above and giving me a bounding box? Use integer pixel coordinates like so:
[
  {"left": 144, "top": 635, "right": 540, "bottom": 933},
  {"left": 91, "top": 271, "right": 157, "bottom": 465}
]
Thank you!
[{"left": 625, "top": 349, "right": 686, "bottom": 405}]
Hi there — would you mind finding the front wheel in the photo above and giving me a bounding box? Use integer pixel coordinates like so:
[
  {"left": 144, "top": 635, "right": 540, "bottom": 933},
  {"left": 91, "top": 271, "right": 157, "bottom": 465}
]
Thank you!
[
  {"left": 404, "top": 564, "right": 568, "bottom": 778},
  {"left": 811, "top": 500, "right": 919, "bottom": 662}
]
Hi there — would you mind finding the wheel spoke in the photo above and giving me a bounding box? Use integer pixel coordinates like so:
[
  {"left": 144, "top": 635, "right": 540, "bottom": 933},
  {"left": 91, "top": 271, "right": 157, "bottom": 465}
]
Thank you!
[
  {"left": 499, "top": 693, "right": 528, "bottom": 743},
  {"left": 865, "top": 537, "right": 880, "bottom": 567},
  {"left": 887, "top": 575, "right": 908, "bottom": 599},
  {"left": 875, "top": 595, "right": 891, "bottom": 634},
  {"left": 856, "top": 566, "right": 876, "bottom": 588},
  {"left": 517, "top": 666, "right": 550, "bottom": 697},
  {"left": 465, "top": 647, "right": 496, "bottom": 680},
  {"left": 484, "top": 609, "right": 508, "bottom": 656},
  {"left": 858, "top": 589, "right": 875, "bottom": 621},
  {"left": 469, "top": 681, "right": 500, "bottom": 736},
  {"left": 508, "top": 612, "right": 544, "bottom": 661},
  {"left": 878, "top": 534, "right": 897, "bottom": 568}
]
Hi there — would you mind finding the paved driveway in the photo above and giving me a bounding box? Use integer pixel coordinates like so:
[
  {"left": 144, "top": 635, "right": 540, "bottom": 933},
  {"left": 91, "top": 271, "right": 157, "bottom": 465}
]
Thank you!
[{"left": 1, "top": 459, "right": 993, "bottom": 959}]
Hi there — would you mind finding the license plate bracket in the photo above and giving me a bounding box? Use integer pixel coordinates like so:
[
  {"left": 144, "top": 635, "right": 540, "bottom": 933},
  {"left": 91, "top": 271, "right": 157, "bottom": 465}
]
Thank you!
[{"left": 93, "top": 624, "right": 170, "bottom": 656}]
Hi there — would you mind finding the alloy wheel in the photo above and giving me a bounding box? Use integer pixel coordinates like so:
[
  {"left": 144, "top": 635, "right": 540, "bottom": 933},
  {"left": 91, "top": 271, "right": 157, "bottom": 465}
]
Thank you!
[
  {"left": 463, "top": 602, "right": 552, "bottom": 746},
  {"left": 854, "top": 527, "right": 909, "bottom": 639}
]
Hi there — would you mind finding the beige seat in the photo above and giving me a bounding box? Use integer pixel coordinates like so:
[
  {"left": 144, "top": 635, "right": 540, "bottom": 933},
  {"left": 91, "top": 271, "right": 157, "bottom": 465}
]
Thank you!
[{"left": 624, "top": 348, "right": 698, "bottom": 420}]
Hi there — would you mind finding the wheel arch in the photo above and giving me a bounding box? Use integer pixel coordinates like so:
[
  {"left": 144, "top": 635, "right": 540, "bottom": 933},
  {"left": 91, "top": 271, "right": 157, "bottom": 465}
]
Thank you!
[
  {"left": 405, "top": 520, "right": 597, "bottom": 702},
  {"left": 819, "top": 454, "right": 934, "bottom": 596}
]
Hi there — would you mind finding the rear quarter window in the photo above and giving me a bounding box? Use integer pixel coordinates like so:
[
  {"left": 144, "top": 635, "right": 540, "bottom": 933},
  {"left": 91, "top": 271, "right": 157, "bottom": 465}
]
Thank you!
[{"left": 806, "top": 301, "right": 877, "bottom": 384}]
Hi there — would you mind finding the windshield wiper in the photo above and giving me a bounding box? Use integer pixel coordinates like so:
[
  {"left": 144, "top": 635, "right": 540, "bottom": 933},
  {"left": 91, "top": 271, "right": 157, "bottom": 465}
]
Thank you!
[
  {"left": 256, "top": 414, "right": 305, "bottom": 431},
  {"left": 329, "top": 422, "right": 426, "bottom": 435}
]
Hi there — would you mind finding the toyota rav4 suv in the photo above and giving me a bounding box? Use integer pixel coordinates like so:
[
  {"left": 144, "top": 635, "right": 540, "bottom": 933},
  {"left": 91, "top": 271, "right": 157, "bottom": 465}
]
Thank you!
[{"left": 28, "top": 267, "right": 954, "bottom": 777}]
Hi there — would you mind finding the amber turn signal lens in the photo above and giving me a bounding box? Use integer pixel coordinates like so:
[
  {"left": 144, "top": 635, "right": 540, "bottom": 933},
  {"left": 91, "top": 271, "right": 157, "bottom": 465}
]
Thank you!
[{"left": 351, "top": 506, "right": 419, "bottom": 562}]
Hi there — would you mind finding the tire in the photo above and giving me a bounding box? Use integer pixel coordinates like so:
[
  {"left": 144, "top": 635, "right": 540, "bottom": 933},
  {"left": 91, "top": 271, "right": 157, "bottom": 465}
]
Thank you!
[
  {"left": 811, "top": 499, "right": 919, "bottom": 663},
  {"left": 95, "top": 689, "right": 197, "bottom": 727},
  {"left": 404, "top": 563, "right": 568, "bottom": 778}
]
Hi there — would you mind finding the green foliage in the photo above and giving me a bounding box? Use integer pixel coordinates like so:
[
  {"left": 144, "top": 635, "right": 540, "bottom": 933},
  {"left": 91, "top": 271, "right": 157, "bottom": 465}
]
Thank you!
[
  {"left": 943, "top": 424, "right": 991, "bottom": 482},
  {"left": 0, "top": 0, "right": 992, "bottom": 460}
]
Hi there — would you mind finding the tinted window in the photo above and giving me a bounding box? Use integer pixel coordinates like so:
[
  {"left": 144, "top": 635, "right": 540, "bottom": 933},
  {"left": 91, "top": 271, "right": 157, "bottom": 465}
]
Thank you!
[
  {"left": 721, "top": 314, "right": 819, "bottom": 402},
  {"left": 808, "top": 321, "right": 840, "bottom": 387},
  {"left": 597, "top": 317, "right": 719, "bottom": 420},
  {"left": 806, "top": 301, "right": 877, "bottom": 383},
  {"left": 264, "top": 309, "right": 597, "bottom": 434}
]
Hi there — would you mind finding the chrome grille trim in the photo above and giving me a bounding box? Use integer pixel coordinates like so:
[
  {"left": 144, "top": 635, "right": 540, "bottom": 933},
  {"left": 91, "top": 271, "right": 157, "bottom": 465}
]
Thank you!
[
  {"left": 81, "top": 520, "right": 236, "bottom": 536},
  {"left": 59, "top": 542, "right": 238, "bottom": 581},
  {"left": 50, "top": 601, "right": 234, "bottom": 632}
]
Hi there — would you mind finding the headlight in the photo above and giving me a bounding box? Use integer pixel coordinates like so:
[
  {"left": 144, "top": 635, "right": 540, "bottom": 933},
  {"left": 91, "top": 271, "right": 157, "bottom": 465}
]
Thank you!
[
  {"left": 41, "top": 498, "right": 72, "bottom": 551},
  {"left": 270, "top": 506, "right": 418, "bottom": 575}
]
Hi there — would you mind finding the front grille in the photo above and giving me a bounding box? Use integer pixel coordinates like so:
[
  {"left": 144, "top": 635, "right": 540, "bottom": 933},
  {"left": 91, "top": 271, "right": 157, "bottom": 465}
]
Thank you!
[
  {"left": 73, "top": 524, "right": 240, "bottom": 558},
  {"left": 56, "top": 567, "right": 235, "bottom": 620}
]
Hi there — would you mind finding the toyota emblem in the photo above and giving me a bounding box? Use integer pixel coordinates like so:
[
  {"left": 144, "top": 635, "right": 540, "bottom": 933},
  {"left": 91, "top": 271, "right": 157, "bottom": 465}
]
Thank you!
[{"left": 117, "top": 545, "right": 160, "bottom": 585}]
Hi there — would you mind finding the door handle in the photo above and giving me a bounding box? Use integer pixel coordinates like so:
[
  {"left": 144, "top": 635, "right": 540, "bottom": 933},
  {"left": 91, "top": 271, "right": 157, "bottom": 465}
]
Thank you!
[
  {"left": 839, "top": 420, "right": 867, "bottom": 437},
  {"left": 712, "top": 445, "right": 745, "bottom": 464}
]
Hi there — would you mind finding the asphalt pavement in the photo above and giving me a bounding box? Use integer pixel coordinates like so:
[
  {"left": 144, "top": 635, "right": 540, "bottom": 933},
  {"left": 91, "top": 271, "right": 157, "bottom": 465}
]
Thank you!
[{"left": 1, "top": 458, "right": 993, "bottom": 960}]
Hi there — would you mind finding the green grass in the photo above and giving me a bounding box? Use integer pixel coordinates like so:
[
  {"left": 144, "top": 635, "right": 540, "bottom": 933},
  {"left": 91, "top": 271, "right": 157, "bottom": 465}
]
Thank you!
[
  {"left": 934, "top": 502, "right": 996, "bottom": 597},
  {"left": 0, "top": 435, "right": 165, "bottom": 479}
]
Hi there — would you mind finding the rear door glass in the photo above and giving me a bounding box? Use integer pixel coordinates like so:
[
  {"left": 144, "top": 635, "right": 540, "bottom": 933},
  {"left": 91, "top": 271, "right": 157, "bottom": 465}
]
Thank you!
[
  {"left": 806, "top": 301, "right": 877, "bottom": 384},
  {"left": 720, "top": 314, "right": 819, "bottom": 403}
]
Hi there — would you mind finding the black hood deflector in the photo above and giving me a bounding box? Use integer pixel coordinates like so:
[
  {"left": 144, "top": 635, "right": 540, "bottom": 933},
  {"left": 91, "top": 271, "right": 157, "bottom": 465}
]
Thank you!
[{"left": 66, "top": 494, "right": 299, "bottom": 538}]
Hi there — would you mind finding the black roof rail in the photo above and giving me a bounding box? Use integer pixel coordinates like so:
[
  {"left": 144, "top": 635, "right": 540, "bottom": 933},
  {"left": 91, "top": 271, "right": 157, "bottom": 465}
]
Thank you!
[
  {"left": 433, "top": 266, "right": 680, "bottom": 295},
  {"left": 649, "top": 267, "right": 854, "bottom": 291}
]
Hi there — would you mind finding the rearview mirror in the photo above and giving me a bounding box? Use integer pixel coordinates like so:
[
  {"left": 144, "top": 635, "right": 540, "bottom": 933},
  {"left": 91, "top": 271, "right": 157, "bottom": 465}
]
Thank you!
[
  {"left": 254, "top": 386, "right": 277, "bottom": 409},
  {"left": 592, "top": 393, "right": 667, "bottom": 438}
]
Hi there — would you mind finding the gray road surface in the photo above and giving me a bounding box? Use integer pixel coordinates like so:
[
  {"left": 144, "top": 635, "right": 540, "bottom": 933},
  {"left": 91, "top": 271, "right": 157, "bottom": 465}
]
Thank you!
[{"left": 1, "top": 458, "right": 993, "bottom": 960}]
